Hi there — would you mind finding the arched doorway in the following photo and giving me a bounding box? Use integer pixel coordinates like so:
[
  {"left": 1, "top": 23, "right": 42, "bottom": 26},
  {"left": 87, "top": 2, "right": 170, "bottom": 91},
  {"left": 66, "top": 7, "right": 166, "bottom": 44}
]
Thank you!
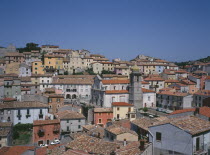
[
  {"left": 72, "top": 94, "right": 77, "bottom": 99},
  {"left": 66, "top": 94, "right": 71, "bottom": 99}
]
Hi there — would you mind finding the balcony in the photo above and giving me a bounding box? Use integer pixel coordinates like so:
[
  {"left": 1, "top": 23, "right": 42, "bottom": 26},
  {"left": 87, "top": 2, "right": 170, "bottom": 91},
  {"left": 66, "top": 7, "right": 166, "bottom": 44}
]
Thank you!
[{"left": 17, "top": 114, "right": 22, "bottom": 118}]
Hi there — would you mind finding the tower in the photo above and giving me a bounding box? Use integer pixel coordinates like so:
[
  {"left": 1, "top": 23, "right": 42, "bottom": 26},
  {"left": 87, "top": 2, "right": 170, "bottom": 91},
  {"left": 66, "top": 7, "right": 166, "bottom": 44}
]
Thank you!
[{"left": 129, "top": 65, "right": 143, "bottom": 109}]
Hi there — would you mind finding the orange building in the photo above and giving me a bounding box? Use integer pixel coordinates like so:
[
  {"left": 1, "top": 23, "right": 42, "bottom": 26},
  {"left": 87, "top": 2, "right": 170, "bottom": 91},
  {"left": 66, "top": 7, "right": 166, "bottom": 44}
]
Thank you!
[
  {"left": 93, "top": 108, "right": 113, "bottom": 127},
  {"left": 33, "top": 119, "right": 60, "bottom": 146}
]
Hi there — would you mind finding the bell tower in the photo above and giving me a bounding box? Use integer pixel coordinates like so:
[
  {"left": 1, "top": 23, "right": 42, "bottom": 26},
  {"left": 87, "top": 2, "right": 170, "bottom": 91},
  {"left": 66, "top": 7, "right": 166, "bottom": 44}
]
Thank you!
[{"left": 129, "top": 65, "right": 143, "bottom": 109}]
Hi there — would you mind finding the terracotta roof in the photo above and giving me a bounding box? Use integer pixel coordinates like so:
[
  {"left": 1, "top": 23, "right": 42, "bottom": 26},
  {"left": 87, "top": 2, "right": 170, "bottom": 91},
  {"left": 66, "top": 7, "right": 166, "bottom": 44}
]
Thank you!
[
  {"left": 106, "top": 125, "right": 138, "bottom": 136},
  {"left": 0, "top": 146, "right": 35, "bottom": 155},
  {"left": 102, "top": 79, "right": 129, "bottom": 84},
  {"left": 1, "top": 98, "right": 17, "bottom": 102},
  {"left": 112, "top": 102, "right": 133, "bottom": 106},
  {"left": 45, "top": 87, "right": 55, "bottom": 92},
  {"left": 52, "top": 78, "right": 93, "bottom": 85},
  {"left": 150, "top": 116, "right": 210, "bottom": 135},
  {"left": 48, "top": 94, "right": 64, "bottom": 98},
  {"left": 33, "top": 119, "right": 60, "bottom": 126},
  {"left": 142, "top": 81, "right": 149, "bottom": 84},
  {"left": 142, "top": 88, "right": 155, "bottom": 93},
  {"left": 132, "top": 117, "right": 157, "bottom": 131},
  {"left": 94, "top": 108, "right": 113, "bottom": 113},
  {"left": 20, "top": 77, "right": 31, "bottom": 82},
  {"left": 165, "top": 79, "right": 179, "bottom": 83},
  {"left": 90, "top": 54, "right": 105, "bottom": 58},
  {"left": 0, "top": 122, "right": 12, "bottom": 127},
  {"left": 56, "top": 110, "right": 85, "bottom": 120},
  {"left": 206, "top": 76, "right": 210, "bottom": 80},
  {"left": 158, "top": 91, "right": 188, "bottom": 97},
  {"left": 170, "top": 108, "right": 195, "bottom": 115},
  {"left": 105, "top": 90, "right": 129, "bottom": 94},
  {"left": 194, "top": 90, "right": 210, "bottom": 96},
  {"left": 66, "top": 134, "right": 121, "bottom": 154},
  {"left": 21, "top": 88, "right": 31, "bottom": 91},
  {"left": 0, "top": 101, "right": 48, "bottom": 109},
  {"left": 4, "top": 52, "right": 24, "bottom": 57},
  {"left": 144, "top": 76, "right": 164, "bottom": 81}
]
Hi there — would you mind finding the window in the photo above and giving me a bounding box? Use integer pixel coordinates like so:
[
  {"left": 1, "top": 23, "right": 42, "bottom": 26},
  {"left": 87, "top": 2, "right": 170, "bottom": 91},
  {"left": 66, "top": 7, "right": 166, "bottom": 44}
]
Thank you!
[
  {"left": 27, "top": 109, "right": 30, "bottom": 115},
  {"left": 67, "top": 120, "right": 69, "bottom": 123},
  {"left": 57, "top": 98, "right": 60, "bottom": 102},
  {"left": 117, "top": 107, "right": 120, "bottom": 111},
  {"left": 78, "top": 125, "right": 81, "bottom": 129},
  {"left": 49, "top": 98, "right": 52, "bottom": 103},
  {"left": 78, "top": 119, "right": 81, "bottom": 122},
  {"left": 67, "top": 126, "right": 69, "bottom": 131},
  {"left": 99, "top": 113, "right": 102, "bottom": 116},
  {"left": 7, "top": 110, "right": 11, "bottom": 114},
  {"left": 156, "top": 132, "right": 161, "bottom": 141},
  {"left": 148, "top": 96, "right": 151, "bottom": 101},
  {"left": 99, "top": 119, "right": 102, "bottom": 123},
  {"left": 128, "top": 107, "right": 131, "bottom": 112}
]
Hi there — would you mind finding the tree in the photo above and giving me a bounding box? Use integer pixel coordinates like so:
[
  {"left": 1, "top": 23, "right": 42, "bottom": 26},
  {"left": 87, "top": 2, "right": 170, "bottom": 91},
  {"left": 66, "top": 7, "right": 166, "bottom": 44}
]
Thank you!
[
  {"left": 17, "top": 42, "right": 41, "bottom": 53},
  {"left": 101, "top": 70, "right": 115, "bottom": 75},
  {"left": 85, "top": 68, "right": 96, "bottom": 75}
]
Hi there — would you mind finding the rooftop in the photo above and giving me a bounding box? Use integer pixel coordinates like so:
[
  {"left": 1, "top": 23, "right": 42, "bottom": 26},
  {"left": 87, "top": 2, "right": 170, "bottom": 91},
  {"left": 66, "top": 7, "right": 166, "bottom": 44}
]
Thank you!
[
  {"left": 0, "top": 101, "right": 48, "bottom": 109},
  {"left": 33, "top": 119, "right": 60, "bottom": 126},
  {"left": 94, "top": 108, "right": 113, "bottom": 113},
  {"left": 112, "top": 102, "right": 133, "bottom": 106},
  {"left": 102, "top": 79, "right": 129, "bottom": 84},
  {"left": 56, "top": 110, "right": 85, "bottom": 120}
]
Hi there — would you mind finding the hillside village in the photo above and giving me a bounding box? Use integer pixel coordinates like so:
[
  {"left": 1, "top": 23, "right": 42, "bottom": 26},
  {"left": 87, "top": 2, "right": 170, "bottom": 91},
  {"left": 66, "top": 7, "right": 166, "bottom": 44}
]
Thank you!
[{"left": 0, "top": 44, "right": 210, "bottom": 155}]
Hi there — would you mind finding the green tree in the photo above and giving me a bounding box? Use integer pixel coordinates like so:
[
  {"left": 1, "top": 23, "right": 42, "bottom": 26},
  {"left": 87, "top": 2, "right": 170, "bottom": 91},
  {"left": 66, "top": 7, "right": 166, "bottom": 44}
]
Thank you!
[
  {"left": 101, "top": 70, "right": 115, "bottom": 75},
  {"left": 17, "top": 42, "right": 41, "bottom": 53}
]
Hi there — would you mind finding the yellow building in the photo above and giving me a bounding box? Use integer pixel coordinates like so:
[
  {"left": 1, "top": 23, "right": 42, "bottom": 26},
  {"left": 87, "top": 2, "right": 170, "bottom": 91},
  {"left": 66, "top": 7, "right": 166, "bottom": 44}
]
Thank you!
[
  {"left": 112, "top": 102, "right": 136, "bottom": 121},
  {"left": 32, "top": 61, "right": 45, "bottom": 74},
  {"left": 5, "top": 62, "right": 20, "bottom": 74},
  {"left": 44, "top": 54, "right": 64, "bottom": 70}
]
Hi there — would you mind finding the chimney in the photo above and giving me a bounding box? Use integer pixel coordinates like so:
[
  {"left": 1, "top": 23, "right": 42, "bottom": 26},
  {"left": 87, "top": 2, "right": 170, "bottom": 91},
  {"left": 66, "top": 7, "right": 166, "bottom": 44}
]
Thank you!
[
  {"left": 123, "top": 139, "right": 127, "bottom": 146},
  {"left": 139, "top": 140, "right": 145, "bottom": 151}
]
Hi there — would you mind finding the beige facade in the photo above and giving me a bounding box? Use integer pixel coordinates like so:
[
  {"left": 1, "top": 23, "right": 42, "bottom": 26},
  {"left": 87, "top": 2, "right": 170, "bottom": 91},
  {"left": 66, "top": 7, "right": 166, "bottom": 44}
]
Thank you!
[
  {"left": 5, "top": 62, "right": 20, "bottom": 74},
  {"left": 116, "top": 132, "right": 138, "bottom": 141},
  {"left": 92, "top": 62, "right": 103, "bottom": 74},
  {"left": 112, "top": 103, "right": 136, "bottom": 121}
]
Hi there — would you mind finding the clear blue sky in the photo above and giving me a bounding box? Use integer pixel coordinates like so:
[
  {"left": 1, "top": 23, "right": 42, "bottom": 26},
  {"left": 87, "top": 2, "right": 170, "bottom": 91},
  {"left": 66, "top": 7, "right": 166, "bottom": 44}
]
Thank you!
[{"left": 0, "top": 0, "right": 210, "bottom": 62}]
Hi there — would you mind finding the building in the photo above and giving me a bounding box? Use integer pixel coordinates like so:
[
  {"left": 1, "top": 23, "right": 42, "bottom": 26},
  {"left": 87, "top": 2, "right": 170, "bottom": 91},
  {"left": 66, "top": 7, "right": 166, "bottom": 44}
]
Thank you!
[
  {"left": 56, "top": 110, "right": 86, "bottom": 135},
  {"left": 19, "top": 63, "right": 31, "bottom": 77},
  {"left": 129, "top": 66, "right": 143, "bottom": 109},
  {"left": 47, "top": 94, "right": 64, "bottom": 114},
  {"left": 149, "top": 116, "right": 210, "bottom": 155},
  {"left": 93, "top": 108, "right": 113, "bottom": 127},
  {"left": 193, "top": 90, "right": 210, "bottom": 107},
  {"left": 41, "top": 45, "right": 59, "bottom": 53},
  {"left": 112, "top": 102, "right": 136, "bottom": 121},
  {"left": 33, "top": 119, "right": 60, "bottom": 146},
  {"left": 205, "top": 76, "right": 210, "bottom": 90},
  {"left": 105, "top": 125, "right": 138, "bottom": 142},
  {"left": 91, "top": 75, "right": 129, "bottom": 107},
  {"left": 0, "top": 122, "right": 12, "bottom": 148},
  {"left": 157, "top": 91, "right": 193, "bottom": 110},
  {"left": 144, "top": 75, "right": 165, "bottom": 93},
  {"left": 32, "top": 61, "right": 45, "bottom": 75},
  {"left": 5, "top": 62, "right": 20, "bottom": 74},
  {"left": 142, "top": 88, "right": 156, "bottom": 108},
  {"left": 0, "top": 101, "right": 52, "bottom": 125}
]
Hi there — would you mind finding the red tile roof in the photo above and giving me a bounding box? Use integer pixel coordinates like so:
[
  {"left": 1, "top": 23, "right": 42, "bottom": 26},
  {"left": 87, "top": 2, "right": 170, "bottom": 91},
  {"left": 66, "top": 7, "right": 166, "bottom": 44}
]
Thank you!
[
  {"left": 170, "top": 108, "right": 195, "bottom": 115},
  {"left": 199, "top": 107, "right": 210, "bottom": 118},
  {"left": 142, "top": 88, "right": 155, "bottom": 93},
  {"left": 102, "top": 79, "right": 129, "bottom": 84},
  {"left": 112, "top": 102, "right": 133, "bottom": 106},
  {"left": 206, "top": 76, "right": 210, "bottom": 80},
  {"left": 0, "top": 146, "right": 35, "bottom": 155},
  {"left": 33, "top": 119, "right": 60, "bottom": 126},
  {"left": 105, "top": 90, "right": 129, "bottom": 94}
]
